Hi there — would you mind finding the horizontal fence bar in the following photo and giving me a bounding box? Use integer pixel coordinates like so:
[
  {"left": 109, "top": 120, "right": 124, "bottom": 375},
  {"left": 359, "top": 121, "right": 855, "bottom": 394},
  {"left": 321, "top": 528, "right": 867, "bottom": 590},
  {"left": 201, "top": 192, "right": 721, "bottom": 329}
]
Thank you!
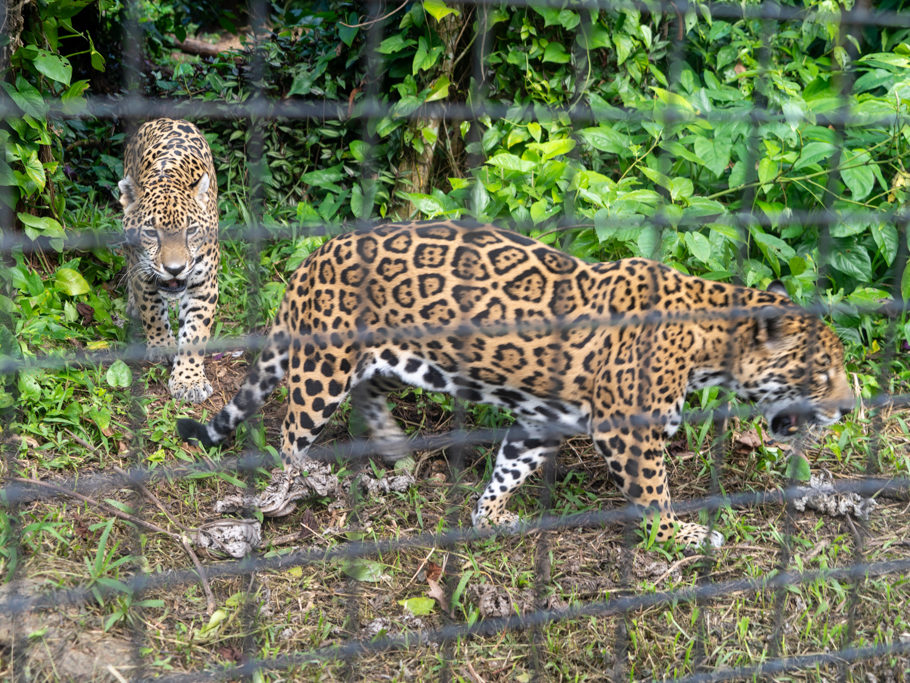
[{"left": 9, "top": 94, "right": 909, "bottom": 127}]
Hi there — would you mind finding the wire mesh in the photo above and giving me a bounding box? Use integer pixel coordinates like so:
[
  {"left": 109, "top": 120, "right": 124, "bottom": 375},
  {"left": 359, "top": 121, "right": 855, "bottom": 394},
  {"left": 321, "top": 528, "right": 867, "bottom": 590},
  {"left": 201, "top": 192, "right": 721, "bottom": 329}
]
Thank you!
[{"left": 2, "top": 0, "right": 910, "bottom": 680}]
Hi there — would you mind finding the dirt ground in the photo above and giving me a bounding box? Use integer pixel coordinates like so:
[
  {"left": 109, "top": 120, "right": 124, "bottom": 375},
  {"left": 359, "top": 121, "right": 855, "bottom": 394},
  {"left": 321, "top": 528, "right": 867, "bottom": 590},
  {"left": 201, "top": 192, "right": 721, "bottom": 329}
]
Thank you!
[{"left": 1, "top": 352, "right": 909, "bottom": 682}]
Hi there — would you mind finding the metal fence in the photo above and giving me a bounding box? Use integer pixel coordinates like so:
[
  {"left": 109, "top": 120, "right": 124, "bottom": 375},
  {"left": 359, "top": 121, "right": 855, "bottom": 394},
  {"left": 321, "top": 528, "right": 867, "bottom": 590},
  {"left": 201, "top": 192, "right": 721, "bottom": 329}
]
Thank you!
[{"left": 2, "top": 0, "right": 910, "bottom": 680}]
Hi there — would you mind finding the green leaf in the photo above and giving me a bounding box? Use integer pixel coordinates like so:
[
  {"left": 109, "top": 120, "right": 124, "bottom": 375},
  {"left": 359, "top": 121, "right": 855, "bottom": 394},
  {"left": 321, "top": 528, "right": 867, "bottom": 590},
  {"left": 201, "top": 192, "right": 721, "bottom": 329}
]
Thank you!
[
  {"left": 525, "top": 138, "right": 575, "bottom": 162},
  {"left": 902, "top": 261, "right": 910, "bottom": 300},
  {"left": 425, "top": 76, "right": 450, "bottom": 102},
  {"left": 33, "top": 50, "right": 72, "bottom": 85},
  {"left": 639, "top": 165, "right": 670, "bottom": 189},
  {"left": 349, "top": 140, "right": 367, "bottom": 162},
  {"left": 661, "top": 140, "right": 704, "bottom": 166},
  {"left": 377, "top": 35, "right": 415, "bottom": 54},
  {"left": 787, "top": 454, "right": 811, "bottom": 482},
  {"left": 21, "top": 155, "right": 46, "bottom": 193},
  {"left": 300, "top": 165, "right": 344, "bottom": 192},
  {"left": 18, "top": 371, "right": 41, "bottom": 402},
  {"left": 578, "top": 126, "right": 630, "bottom": 155},
  {"left": 18, "top": 213, "right": 63, "bottom": 239},
  {"left": 693, "top": 136, "right": 730, "bottom": 177},
  {"left": 2, "top": 77, "right": 47, "bottom": 118},
  {"left": 847, "top": 287, "right": 891, "bottom": 309},
  {"left": 342, "top": 558, "right": 384, "bottom": 582},
  {"left": 486, "top": 153, "right": 535, "bottom": 174},
  {"left": 757, "top": 157, "right": 778, "bottom": 187},
  {"left": 577, "top": 23, "right": 610, "bottom": 50},
  {"left": 529, "top": 199, "right": 551, "bottom": 224},
  {"left": 404, "top": 192, "right": 447, "bottom": 216},
  {"left": 543, "top": 42, "right": 570, "bottom": 64},
  {"left": 339, "top": 13, "right": 359, "bottom": 46},
  {"left": 413, "top": 36, "right": 444, "bottom": 74},
  {"left": 637, "top": 227, "right": 659, "bottom": 258},
  {"left": 90, "top": 47, "right": 105, "bottom": 72},
  {"left": 871, "top": 222, "right": 898, "bottom": 265},
  {"left": 54, "top": 267, "right": 90, "bottom": 296},
  {"left": 399, "top": 597, "right": 435, "bottom": 616},
  {"left": 651, "top": 87, "right": 695, "bottom": 112},
  {"left": 531, "top": 6, "right": 580, "bottom": 29},
  {"left": 350, "top": 184, "right": 364, "bottom": 218},
  {"left": 793, "top": 141, "right": 836, "bottom": 171},
  {"left": 668, "top": 177, "right": 693, "bottom": 202},
  {"left": 423, "top": 0, "right": 460, "bottom": 21},
  {"left": 105, "top": 360, "right": 133, "bottom": 389},
  {"left": 829, "top": 246, "right": 873, "bottom": 281},
  {"left": 89, "top": 407, "right": 111, "bottom": 432},
  {"left": 61, "top": 79, "right": 89, "bottom": 114},
  {"left": 752, "top": 230, "right": 796, "bottom": 260},
  {"left": 684, "top": 232, "right": 712, "bottom": 265},
  {"left": 840, "top": 149, "right": 874, "bottom": 200},
  {"left": 613, "top": 33, "right": 634, "bottom": 65},
  {"left": 684, "top": 197, "right": 727, "bottom": 219}
]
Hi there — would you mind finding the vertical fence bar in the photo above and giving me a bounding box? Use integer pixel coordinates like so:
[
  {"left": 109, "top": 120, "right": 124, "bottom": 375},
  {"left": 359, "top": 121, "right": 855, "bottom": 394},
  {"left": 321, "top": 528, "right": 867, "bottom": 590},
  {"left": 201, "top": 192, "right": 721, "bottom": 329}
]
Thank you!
[
  {"left": 120, "top": 1, "right": 153, "bottom": 675},
  {"left": 235, "top": 0, "right": 272, "bottom": 674},
  {"left": 0, "top": 0, "right": 26, "bottom": 676},
  {"left": 0, "top": 303, "right": 25, "bottom": 681}
]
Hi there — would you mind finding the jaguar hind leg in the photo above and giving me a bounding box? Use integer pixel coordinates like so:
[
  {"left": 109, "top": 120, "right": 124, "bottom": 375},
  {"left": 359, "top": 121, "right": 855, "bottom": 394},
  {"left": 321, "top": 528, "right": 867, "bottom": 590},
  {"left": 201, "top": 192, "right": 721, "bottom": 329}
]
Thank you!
[
  {"left": 472, "top": 421, "right": 561, "bottom": 529},
  {"left": 350, "top": 374, "right": 411, "bottom": 464},
  {"left": 593, "top": 427, "right": 723, "bottom": 548}
]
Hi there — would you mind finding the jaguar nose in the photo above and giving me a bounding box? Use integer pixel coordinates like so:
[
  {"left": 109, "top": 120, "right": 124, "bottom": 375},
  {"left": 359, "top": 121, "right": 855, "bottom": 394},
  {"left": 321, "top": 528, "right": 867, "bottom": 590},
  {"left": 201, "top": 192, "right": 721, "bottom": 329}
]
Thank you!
[{"left": 164, "top": 262, "right": 186, "bottom": 277}]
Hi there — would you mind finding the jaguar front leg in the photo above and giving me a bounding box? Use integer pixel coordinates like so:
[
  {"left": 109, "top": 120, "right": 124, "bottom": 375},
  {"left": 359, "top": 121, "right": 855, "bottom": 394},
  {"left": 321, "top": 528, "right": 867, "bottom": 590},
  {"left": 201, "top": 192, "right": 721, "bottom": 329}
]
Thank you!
[
  {"left": 593, "top": 426, "right": 723, "bottom": 548},
  {"left": 127, "top": 267, "right": 177, "bottom": 364},
  {"left": 472, "top": 421, "right": 561, "bottom": 530},
  {"left": 169, "top": 271, "right": 217, "bottom": 403}
]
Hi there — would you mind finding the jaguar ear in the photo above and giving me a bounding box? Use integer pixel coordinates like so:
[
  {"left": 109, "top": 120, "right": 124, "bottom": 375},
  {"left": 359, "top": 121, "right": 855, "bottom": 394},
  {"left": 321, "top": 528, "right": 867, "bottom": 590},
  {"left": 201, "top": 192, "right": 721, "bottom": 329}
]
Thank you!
[
  {"left": 193, "top": 173, "right": 210, "bottom": 208},
  {"left": 767, "top": 280, "right": 790, "bottom": 299},
  {"left": 118, "top": 176, "right": 139, "bottom": 214}
]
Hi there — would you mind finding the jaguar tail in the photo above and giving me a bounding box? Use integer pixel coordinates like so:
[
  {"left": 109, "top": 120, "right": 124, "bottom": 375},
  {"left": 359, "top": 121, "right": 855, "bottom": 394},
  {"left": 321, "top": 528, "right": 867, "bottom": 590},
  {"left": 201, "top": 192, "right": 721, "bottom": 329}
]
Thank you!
[{"left": 177, "top": 313, "right": 291, "bottom": 449}]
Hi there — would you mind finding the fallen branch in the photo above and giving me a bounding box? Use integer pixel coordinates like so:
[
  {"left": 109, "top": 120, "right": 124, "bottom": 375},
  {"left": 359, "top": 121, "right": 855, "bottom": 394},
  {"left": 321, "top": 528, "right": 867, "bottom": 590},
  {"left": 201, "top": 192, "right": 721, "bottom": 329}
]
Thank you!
[{"left": 176, "top": 38, "right": 224, "bottom": 57}]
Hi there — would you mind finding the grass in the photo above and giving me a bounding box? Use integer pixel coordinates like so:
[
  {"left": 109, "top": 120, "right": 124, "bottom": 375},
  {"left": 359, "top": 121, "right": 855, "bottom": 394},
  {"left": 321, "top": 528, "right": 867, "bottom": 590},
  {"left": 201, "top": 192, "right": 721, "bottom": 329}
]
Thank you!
[{"left": 2, "top": 201, "right": 910, "bottom": 680}]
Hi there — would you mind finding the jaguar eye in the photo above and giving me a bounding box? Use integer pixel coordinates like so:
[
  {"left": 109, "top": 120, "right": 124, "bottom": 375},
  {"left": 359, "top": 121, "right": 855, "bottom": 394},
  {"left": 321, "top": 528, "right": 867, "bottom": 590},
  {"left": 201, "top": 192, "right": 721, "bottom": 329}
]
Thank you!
[
  {"left": 187, "top": 225, "right": 200, "bottom": 237},
  {"left": 142, "top": 227, "right": 159, "bottom": 242}
]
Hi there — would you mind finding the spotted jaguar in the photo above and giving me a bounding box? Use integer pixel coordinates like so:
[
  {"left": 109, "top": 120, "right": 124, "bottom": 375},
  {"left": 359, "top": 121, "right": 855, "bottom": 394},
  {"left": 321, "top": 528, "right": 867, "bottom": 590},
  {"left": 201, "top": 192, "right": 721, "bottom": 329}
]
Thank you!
[
  {"left": 178, "top": 220, "right": 853, "bottom": 546},
  {"left": 119, "top": 118, "right": 219, "bottom": 403}
]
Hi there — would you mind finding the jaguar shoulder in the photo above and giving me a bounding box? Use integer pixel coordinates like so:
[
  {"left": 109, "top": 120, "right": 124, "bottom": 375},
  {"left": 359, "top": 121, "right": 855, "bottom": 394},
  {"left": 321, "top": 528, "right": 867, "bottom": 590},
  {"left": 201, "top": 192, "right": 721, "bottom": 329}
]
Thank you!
[{"left": 178, "top": 220, "right": 854, "bottom": 547}]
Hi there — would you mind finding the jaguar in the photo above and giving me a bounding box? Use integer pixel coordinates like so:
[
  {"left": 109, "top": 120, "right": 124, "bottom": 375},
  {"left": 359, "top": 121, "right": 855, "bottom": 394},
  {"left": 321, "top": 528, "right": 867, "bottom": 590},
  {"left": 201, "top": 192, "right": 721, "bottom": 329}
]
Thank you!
[
  {"left": 119, "top": 118, "right": 219, "bottom": 403},
  {"left": 178, "top": 220, "right": 854, "bottom": 546}
]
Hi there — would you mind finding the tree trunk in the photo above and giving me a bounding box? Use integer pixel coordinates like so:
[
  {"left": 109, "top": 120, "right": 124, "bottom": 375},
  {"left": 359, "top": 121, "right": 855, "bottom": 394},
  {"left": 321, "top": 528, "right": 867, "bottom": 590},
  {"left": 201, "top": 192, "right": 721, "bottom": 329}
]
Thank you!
[
  {"left": 392, "top": 13, "right": 460, "bottom": 219},
  {"left": 0, "top": 0, "right": 29, "bottom": 76}
]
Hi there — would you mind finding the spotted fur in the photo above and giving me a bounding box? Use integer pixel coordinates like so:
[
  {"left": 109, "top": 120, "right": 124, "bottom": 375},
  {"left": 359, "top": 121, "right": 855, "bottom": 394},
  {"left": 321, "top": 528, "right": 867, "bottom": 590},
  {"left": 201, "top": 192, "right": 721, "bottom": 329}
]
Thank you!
[
  {"left": 119, "top": 118, "right": 219, "bottom": 403},
  {"left": 178, "top": 221, "right": 854, "bottom": 547}
]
